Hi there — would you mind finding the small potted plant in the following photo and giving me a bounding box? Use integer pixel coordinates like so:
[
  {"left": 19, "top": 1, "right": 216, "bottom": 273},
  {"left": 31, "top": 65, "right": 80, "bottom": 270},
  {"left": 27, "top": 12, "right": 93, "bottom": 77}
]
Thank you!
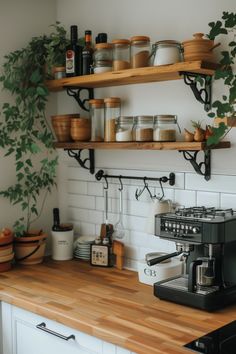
[
  {"left": 0, "top": 23, "right": 67, "bottom": 264},
  {"left": 206, "top": 11, "right": 236, "bottom": 145}
]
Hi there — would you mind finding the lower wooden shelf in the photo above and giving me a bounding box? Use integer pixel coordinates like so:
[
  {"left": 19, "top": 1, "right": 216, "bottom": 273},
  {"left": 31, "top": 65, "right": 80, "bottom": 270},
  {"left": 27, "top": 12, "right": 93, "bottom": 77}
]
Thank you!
[{"left": 54, "top": 141, "right": 231, "bottom": 151}]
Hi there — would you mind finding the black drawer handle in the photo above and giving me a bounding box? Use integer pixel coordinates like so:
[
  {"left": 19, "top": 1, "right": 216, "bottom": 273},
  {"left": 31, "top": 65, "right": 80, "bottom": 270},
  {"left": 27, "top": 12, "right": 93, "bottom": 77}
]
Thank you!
[{"left": 36, "top": 322, "right": 75, "bottom": 341}]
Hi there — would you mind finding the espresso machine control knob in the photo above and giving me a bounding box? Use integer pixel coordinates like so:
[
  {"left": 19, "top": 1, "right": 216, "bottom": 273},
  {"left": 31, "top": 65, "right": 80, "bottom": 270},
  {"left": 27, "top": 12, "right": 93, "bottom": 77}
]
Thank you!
[{"left": 192, "top": 226, "right": 200, "bottom": 234}]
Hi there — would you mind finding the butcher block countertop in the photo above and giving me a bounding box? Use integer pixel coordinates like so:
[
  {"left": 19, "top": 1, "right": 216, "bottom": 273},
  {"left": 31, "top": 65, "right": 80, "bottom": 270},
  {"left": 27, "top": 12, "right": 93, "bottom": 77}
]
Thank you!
[{"left": 0, "top": 259, "right": 236, "bottom": 354}]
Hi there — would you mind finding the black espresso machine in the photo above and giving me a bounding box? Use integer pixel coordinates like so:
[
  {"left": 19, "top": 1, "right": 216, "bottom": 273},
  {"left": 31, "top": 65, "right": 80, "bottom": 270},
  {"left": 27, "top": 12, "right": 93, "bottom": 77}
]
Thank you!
[{"left": 149, "top": 207, "right": 236, "bottom": 311}]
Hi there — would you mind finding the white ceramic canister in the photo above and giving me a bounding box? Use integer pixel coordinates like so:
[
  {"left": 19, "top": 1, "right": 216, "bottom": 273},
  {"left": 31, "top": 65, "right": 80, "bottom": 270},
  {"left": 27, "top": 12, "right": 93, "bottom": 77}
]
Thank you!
[
  {"left": 138, "top": 256, "right": 183, "bottom": 286},
  {"left": 152, "top": 40, "right": 182, "bottom": 66},
  {"left": 51, "top": 228, "right": 74, "bottom": 261}
]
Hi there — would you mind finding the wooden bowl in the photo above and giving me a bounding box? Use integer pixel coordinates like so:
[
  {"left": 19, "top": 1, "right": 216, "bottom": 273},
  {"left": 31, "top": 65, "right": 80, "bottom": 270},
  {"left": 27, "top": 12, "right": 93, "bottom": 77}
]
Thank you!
[
  {"left": 70, "top": 118, "right": 91, "bottom": 141},
  {"left": 51, "top": 114, "right": 80, "bottom": 142}
]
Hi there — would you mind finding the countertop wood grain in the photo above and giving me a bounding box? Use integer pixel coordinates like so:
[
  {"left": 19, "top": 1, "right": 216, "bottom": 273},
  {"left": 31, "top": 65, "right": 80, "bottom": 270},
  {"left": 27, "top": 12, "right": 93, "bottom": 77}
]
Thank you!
[{"left": 0, "top": 258, "right": 236, "bottom": 354}]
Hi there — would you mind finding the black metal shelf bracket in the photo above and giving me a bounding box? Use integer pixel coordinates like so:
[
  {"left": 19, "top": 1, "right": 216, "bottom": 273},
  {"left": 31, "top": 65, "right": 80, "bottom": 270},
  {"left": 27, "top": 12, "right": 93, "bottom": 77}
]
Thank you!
[
  {"left": 180, "top": 72, "right": 212, "bottom": 112},
  {"left": 66, "top": 87, "right": 94, "bottom": 112},
  {"left": 65, "top": 149, "right": 95, "bottom": 174},
  {"left": 179, "top": 150, "right": 211, "bottom": 181}
]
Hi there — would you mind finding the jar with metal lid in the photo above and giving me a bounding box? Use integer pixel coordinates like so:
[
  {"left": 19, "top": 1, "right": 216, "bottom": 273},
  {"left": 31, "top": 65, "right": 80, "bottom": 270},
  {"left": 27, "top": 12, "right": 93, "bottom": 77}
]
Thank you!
[
  {"left": 89, "top": 99, "right": 104, "bottom": 141},
  {"left": 153, "top": 115, "right": 180, "bottom": 142},
  {"left": 94, "top": 43, "right": 113, "bottom": 69},
  {"left": 130, "top": 36, "right": 150, "bottom": 68},
  {"left": 152, "top": 40, "right": 183, "bottom": 66},
  {"left": 112, "top": 39, "right": 130, "bottom": 71},
  {"left": 133, "top": 116, "right": 153, "bottom": 142},
  {"left": 104, "top": 97, "right": 121, "bottom": 142},
  {"left": 115, "top": 116, "right": 133, "bottom": 142}
]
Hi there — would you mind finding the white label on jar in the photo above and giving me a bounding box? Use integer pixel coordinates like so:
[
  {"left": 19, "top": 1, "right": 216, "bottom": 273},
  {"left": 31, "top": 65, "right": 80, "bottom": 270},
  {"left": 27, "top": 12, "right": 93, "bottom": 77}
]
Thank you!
[{"left": 116, "top": 129, "right": 133, "bottom": 141}]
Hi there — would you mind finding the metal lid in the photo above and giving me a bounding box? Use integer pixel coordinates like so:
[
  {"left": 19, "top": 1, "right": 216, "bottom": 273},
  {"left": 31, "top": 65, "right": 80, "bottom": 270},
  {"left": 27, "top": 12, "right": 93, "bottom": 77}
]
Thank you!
[
  {"left": 154, "top": 114, "right": 177, "bottom": 123},
  {"left": 154, "top": 40, "right": 181, "bottom": 48}
]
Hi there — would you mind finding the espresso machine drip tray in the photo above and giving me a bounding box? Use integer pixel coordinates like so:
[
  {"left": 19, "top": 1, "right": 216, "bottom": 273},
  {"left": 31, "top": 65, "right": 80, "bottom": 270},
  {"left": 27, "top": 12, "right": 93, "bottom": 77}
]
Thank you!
[
  {"left": 184, "top": 320, "right": 236, "bottom": 353},
  {"left": 163, "top": 276, "right": 218, "bottom": 295}
]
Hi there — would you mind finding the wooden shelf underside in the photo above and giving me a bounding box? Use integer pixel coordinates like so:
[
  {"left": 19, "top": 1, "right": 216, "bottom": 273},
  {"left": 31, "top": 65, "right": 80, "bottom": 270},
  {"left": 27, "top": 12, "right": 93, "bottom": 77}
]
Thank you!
[
  {"left": 46, "top": 61, "right": 217, "bottom": 91},
  {"left": 54, "top": 141, "right": 230, "bottom": 151}
]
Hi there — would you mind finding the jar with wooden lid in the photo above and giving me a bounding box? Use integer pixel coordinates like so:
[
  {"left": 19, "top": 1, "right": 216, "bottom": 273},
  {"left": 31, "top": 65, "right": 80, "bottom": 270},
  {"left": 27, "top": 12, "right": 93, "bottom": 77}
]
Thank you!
[
  {"left": 104, "top": 97, "right": 121, "bottom": 142},
  {"left": 89, "top": 99, "right": 104, "bottom": 141},
  {"left": 153, "top": 115, "right": 180, "bottom": 142},
  {"left": 94, "top": 43, "right": 113, "bottom": 73},
  {"left": 53, "top": 66, "right": 66, "bottom": 79},
  {"left": 130, "top": 36, "right": 150, "bottom": 68},
  {"left": 115, "top": 116, "right": 133, "bottom": 142},
  {"left": 152, "top": 40, "right": 182, "bottom": 66},
  {"left": 112, "top": 39, "right": 130, "bottom": 71},
  {"left": 133, "top": 116, "right": 153, "bottom": 142}
]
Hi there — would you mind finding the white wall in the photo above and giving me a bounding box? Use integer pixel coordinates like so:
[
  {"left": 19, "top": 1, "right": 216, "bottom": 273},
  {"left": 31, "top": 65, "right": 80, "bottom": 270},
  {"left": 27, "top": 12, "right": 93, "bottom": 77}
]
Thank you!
[
  {"left": 55, "top": 0, "right": 236, "bottom": 270},
  {"left": 0, "top": 0, "right": 57, "bottom": 249}
]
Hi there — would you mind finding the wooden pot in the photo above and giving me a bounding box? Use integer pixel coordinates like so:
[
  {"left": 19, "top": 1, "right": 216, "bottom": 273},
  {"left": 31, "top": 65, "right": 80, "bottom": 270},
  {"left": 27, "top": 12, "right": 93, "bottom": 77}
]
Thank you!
[
  {"left": 182, "top": 33, "right": 220, "bottom": 63},
  {"left": 0, "top": 252, "right": 14, "bottom": 272},
  {"left": 14, "top": 232, "right": 48, "bottom": 265},
  {"left": 0, "top": 232, "right": 13, "bottom": 257},
  {"left": 51, "top": 114, "right": 80, "bottom": 142},
  {"left": 70, "top": 118, "right": 91, "bottom": 141}
]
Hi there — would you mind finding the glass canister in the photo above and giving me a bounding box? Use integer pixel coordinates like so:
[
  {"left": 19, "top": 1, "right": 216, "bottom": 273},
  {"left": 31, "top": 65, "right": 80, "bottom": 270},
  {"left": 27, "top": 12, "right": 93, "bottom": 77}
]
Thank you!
[
  {"left": 112, "top": 39, "right": 130, "bottom": 71},
  {"left": 89, "top": 99, "right": 104, "bottom": 141},
  {"left": 153, "top": 115, "right": 180, "bottom": 142},
  {"left": 104, "top": 97, "right": 121, "bottom": 142},
  {"left": 152, "top": 40, "right": 182, "bottom": 66},
  {"left": 115, "top": 116, "right": 133, "bottom": 142},
  {"left": 133, "top": 116, "right": 153, "bottom": 142},
  {"left": 93, "top": 43, "right": 113, "bottom": 73},
  {"left": 130, "top": 36, "right": 150, "bottom": 68}
]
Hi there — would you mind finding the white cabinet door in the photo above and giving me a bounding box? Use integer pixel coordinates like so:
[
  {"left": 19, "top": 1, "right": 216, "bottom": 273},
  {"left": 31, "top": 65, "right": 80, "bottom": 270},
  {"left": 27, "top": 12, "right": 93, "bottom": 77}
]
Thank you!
[{"left": 1, "top": 302, "right": 134, "bottom": 354}]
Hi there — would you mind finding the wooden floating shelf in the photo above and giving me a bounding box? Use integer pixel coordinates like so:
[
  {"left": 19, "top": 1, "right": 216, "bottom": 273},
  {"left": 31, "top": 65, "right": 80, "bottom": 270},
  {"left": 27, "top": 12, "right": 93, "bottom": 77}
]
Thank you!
[
  {"left": 46, "top": 61, "right": 217, "bottom": 91},
  {"left": 54, "top": 141, "right": 230, "bottom": 151}
]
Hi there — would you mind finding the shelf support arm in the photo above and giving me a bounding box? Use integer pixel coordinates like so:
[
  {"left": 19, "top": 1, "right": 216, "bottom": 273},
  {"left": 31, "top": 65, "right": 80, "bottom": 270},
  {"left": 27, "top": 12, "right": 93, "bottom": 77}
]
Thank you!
[
  {"left": 179, "top": 150, "right": 211, "bottom": 181},
  {"left": 66, "top": 87, "right": 94, "bottom": 112},
  {"left": 65, "top": 149, "right": 95, "bottom": 174},
  {"left": 180, "top": 72, "right": 212, "bottom": 112}
]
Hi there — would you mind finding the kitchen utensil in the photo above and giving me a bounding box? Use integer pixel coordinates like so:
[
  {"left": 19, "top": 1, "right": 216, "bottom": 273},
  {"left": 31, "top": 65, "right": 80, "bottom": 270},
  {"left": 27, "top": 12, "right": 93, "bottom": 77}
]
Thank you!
[
  {"left": 113, "top": 186, "right": 125, "bottom": 239},
  {"left": 100, "top": 189, "right": 113, "bottom": 239},
  {"left": 112, "top": 240, "right": 125, "bottom": 269}
]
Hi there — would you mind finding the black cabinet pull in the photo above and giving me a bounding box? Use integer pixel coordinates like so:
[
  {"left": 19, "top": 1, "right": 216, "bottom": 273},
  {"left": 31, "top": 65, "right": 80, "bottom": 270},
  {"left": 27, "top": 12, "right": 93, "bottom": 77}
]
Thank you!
[{"left": 36, "top": 322, "right": 75, "bottom": 341}]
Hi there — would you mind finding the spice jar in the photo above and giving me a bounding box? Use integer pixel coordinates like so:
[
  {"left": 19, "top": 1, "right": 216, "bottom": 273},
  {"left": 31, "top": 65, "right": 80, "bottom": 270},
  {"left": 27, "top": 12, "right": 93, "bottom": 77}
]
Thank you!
[
  {"left": 104, "top": 97, "right": 121, "bottom": 142},
  {"left": 153, "top": 115, "right": 180, "bottom": 142},
  {"left": 94, "top": 43, "right": 113, "bottom": 73},
  {"left": 112, "top": 39, "right": 130, "bottom": 71},
  {"left": 89, "top": 99, "right": 104, "bottom": 141},
  {"left": 130, "top": 36, "right": 150, "bottom": 68},
  {"left": 115, "top": 116, "right": 133, "bottom": 142},
  {"left": 152, "top": 40, "right": 182, "bottom": 66},
  {"left": 133, "top": 116, "right": 153, "bottom": 142}
]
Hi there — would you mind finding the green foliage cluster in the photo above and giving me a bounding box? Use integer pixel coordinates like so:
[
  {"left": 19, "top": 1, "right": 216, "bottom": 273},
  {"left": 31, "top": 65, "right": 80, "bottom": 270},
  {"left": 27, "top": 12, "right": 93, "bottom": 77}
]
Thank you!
[
  {"left": 206, "top": 11, "right": 236, "bottom": 145},
  {"left": 0, "top": 23, "right": 67, "bottom": 235}
]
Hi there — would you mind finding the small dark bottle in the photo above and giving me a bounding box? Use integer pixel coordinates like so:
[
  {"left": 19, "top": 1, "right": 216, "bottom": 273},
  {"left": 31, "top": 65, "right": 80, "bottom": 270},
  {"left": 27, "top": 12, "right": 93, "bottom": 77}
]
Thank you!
[
  {"left": 82, "top": 30, "right": 93, "bottom": 75},
  {"left": 52, "top": 208, "right": 61, "bottom": 231},
  {"left": 66, "top": 25, "right": 82, "bottom": 77},
  {"left": 95, "top": 33, "right": 107, "bottom": 44}
]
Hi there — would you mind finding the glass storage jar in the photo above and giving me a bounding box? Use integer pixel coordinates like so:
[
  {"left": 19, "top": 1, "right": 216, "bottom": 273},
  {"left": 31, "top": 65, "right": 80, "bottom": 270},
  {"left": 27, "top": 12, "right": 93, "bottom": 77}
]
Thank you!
[
  {"left": 94, "top": 43, "right": 113, "bottom": 73},
  {"left": 133, "top": 116, "right": 153, "bottom": 142},
  {"left": 130, "top": 36, "right": 150, "bottom": 68},
  {"left": 112, "top": 39, "right": 130, "bottom": 71},
  {"left": 89, "top": 99, "right": 104, "bottom": 141},
  {"left": 104, "top": 97, "right": 121, "bottom": 142},
  {"left": 115, "top": 116, "right": 133, "bottom": 142},
  {"left": 152, "top": 40, "right": 182, "bottom": 66},
  {"left": 153, "top": 115, "right": 180, "bottom": 142}
]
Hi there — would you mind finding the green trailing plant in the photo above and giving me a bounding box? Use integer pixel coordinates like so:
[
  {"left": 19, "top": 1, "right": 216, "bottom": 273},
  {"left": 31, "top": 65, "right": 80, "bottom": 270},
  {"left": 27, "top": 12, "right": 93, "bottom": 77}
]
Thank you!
[
  {"left": 0, "top": 23, "right": 68, "bottom": 236},
  {"left": 206, "top": 11, "right": 236, "bottom": 145}
]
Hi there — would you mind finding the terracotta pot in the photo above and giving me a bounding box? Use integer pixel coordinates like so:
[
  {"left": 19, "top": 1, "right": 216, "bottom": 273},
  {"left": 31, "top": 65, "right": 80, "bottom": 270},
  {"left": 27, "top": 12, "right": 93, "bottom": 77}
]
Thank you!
[
  {"left": 51, "top": 114, "right": 80, "bottom": 142},
  {"left": 0, "top": 232, "right": 13, "bottom": 257},
  {"left": 182, "top": 33, "right": 220, "bottom": 63},
  {"left": 70, "top": 118, "right": 91, "bottom": 141},
  {"left": 14, "top": 232, "right": 48, "bottom": 265},
  {"left": 0, "top": 252, "right": 14, "bottom": 272}
]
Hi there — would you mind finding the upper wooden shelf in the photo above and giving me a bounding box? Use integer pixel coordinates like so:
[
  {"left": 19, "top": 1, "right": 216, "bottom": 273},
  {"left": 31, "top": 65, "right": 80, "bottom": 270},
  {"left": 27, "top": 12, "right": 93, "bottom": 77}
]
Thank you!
[
  {"left": 46, "top": 61, "right": 217, "bottom": 91},
  {"left": 54, "top": 141, "right": 230, "bottom": 151}
]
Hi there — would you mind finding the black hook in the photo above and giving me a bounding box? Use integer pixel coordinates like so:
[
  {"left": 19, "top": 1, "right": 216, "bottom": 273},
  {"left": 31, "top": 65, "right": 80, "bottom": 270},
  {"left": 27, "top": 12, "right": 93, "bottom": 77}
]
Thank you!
[
  {"left": 104, "top": 176, "right": 109, "bottom": 190},
  {"left": 118, "top": 176, "right": 123, "bottom": 191},
  {"left": 135, "top": 177, "right": 157, "bottom": 201},
  {"left": 158, "top": 179, "right": 165, "bottom": 201}
]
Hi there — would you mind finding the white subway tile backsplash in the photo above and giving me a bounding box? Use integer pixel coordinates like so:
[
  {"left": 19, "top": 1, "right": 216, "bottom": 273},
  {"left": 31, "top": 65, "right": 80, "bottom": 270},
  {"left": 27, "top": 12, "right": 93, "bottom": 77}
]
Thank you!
[
  {"left": 95, "top": 196, "right": 112, "bottom": 212},
  {"left": 80, "top": 222, "right": 96, "bottom": 236},
  {"left": 68, "top": 194, "right": 96, "bottom": 210},
  {"left": 220, "top": 194, "right": 236, "bottom": 209},
  {"left": 129, "top": 231, "right": 149, "bottom": 247},
  {"left": 68, "top": 180, "right": 88, "bottom": 195},
  {"left": 87, "top": 182, "right": 104, "bottom": 196},
  {"left": 68, "top": 166, "right": 95, "bottom": 182},
  {"left": 174, "top": 189, "right": 196, "bottom": 207},
  {"left": 186, "top": 173, "right": 236, "bottom": 193},
  {"left": 197, "top": 192, "right": 220, "bottom": 207}
]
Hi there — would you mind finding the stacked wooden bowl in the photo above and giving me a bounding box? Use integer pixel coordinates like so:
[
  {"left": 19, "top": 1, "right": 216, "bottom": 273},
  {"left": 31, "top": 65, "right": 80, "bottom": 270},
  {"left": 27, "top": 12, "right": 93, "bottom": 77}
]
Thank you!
[
  {"left": 182, "top": 33, "right": 220, "bottom": 63},
  {"left": 52, "top": 114, "right": 91, "bottom": 142},
  {"left": 0, "top": 228, "right": 14, "bottom": 272}
]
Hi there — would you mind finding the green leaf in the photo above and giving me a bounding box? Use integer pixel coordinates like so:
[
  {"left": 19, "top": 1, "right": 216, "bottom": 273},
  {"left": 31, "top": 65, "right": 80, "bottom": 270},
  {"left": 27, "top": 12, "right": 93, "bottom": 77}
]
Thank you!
[
  {"left": 30, "top": 69, "right": 41, "bottom": 84},
  {"left": 36, "top": 86, "right": 48, "bottom": 97},
  {"left": 208, "top": 112, "right": 215, "bottom": 118},
  {"left": 207, "top": 123, "right": 228, "bottom": 146},
  {"left": 16, "top": 161, "right": 24, "bottom": 171}
]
